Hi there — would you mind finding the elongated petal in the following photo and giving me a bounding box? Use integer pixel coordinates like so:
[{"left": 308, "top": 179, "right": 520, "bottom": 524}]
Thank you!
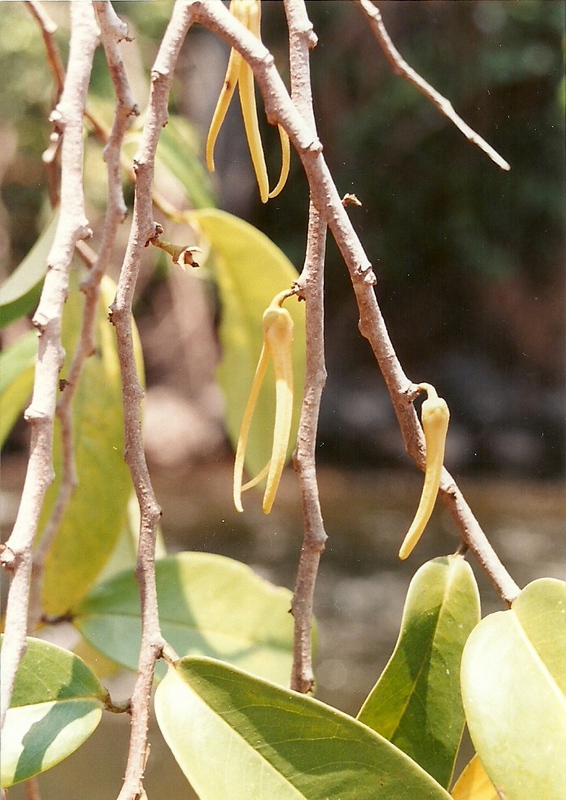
[
  {"left": 262, "top": 306, "right": 294, "bottom": 513},
  {"left": 241, "top": 460, "right": 270, "bottom": 492},
  {"left": 268, "top": 126, "right": 291, "bottom": 199},
  {"left": 206, "top": 47, "right": 241, "bottom": 173},
  {"left": 399, "top": 384, "right": 450, "bottom": 559},
  {"left": 233, "top": 289, "right": 295, "bottom": 514},
  {"left": 233, "top": 343, "right": 270, "bottom": 512},
  {"left": 238, "top": 59, "right": 269, "bottom": 203}
]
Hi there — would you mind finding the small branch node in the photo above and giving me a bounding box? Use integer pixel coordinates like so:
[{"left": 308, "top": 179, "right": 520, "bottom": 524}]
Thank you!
[
  {"left": 342, "top": 192, "right": 362, "bottom": 207},
  {"left": 0, "top": 545, "right": 16, "bottom": 571},
  {"left": 306, "top": 138, "right": 323, "bottom": 155}
]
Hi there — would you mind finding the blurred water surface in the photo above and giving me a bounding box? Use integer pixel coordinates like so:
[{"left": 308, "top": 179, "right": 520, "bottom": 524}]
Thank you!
[{"left": 3, "top": 456, "right": 565, "bottom": 799}]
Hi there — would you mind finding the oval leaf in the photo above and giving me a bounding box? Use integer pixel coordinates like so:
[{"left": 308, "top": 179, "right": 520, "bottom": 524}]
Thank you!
[
  {"left": 75, "top": 552, "right": 297, "bottom": 686},
  {"left": 358, "top": 556, "right": 480, "bottom": 788},
  {"left": 155, "top": 656, "right": 452, "bottom": 800},
  {"left": 0, "top": 329, "right": 37, "bottom": 446},
  {"left": 188, "top": 208, "right": 306, "bottom": 481},
  {"left": 450, "top": 754, "right": 499, "bottom": 800},
  {"left": 0, "top": 636, "right": 106, "bottom": 788},
  {"left": 0, "top": 213, "right": 58, "bottom": 329},
  {"left": 461, "top": 577, "right": 566, "bottom": 800},
  {"left": 40, "top": 274, "right": 137, "bottom": 615}
]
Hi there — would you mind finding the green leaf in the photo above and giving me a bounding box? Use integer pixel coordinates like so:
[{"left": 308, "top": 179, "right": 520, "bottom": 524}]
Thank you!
[
  {"left": 188, "top": 208, "right": 306, "bottom": 481},
  {"left": 75, "top": 552, "right": 297, "bottom": 686},
  {"left": 0, "top": 329, "right": 37, "bottom": 446},
  {"left": 40, "top": 274, "right": 136, "bottom": 616},
  {"left": 155, "top": 656, "right": 453, "bottom": 800},
  {"left": 461, "top": 577, "right": 566, "bottom": 800},
  {"left": 357, "top": 556, "right": 480, "bottom": 788},
  {"left": 0, "top": 213, "right": 58, "bottom": 329},
  {"left": 0, "top": 636, "right": 106, "bottom": 788}
]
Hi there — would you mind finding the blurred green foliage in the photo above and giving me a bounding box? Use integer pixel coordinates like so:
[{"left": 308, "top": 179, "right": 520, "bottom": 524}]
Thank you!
[
  {"left": 1, "top": 0, "right": 563, "bottom": 409},
  {"left": 257, "top": 1, "right": 564, "bottom": 374}
]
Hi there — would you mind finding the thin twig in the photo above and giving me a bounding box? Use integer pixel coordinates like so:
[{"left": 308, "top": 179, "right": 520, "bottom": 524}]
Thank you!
[
  {"left": 0, "top": 0, "right": 99, "bottom": 733},
  {"left": 25, "top": 1, "right": 66, "bottom": 100},
  {"left": 25, "top": 1, "right": 66, "bottom": 207},
  {"left": 107, "top": 5, "right": 196, "bottom": 799},
  {"left": 290, "top": 203, "right": 328, "bottom": 693},
  {"left": 356, "top": 0, "right": 511, "bottom": 172},
  {"left": 283, "top": 0, "right": 328, "bottom": 694},
  {"left": 191, "top": 0, "right": 520, "bottom": 605},
  {"left": 26, "top": 1, "right": 140, "bottom": 632},
  {"left": 24, "top": 776, "right": 42, "bottom": 800}
]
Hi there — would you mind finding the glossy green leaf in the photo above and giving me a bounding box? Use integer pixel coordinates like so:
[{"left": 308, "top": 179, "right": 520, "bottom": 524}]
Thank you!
[
  {"left": 0, "top": 636, "right": 106, "bottom": 788},
  {"left": 357, "top": 556, "right": 480, "bottom": 788},
  {"left": 188, "top": 208, "right": 306, "bottom": 482},
  {"left": 0, "top": 213, "right": 58, "bottom": 329},
  {"left": 40, "top": 274, "right": 136, "bottom": 616},
  {"left": 461, "top": 577, "right": 566, "bottom": 800},
  {"left": 0, "top": 329, "right": 37, "bottom": 446},
  {"left": 155, "top": 656, "right": 452, "bottom": 800},
  {"left": 75, "top": 552, "right": 297, "bottom": 686},
  {"left": 450, "top": 754, "right": 499, "bottom": 800}
]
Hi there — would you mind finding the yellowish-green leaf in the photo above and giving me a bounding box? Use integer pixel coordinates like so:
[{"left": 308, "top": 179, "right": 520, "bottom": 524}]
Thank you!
[
  {"left": 0, "top": 213, "right": 58, "bottom": 329},
  {"left": 0, "top": 636, "right": 106, "bottom": 788},
  {"left": 0, "top": 330, "right": 37, "bottom": 446},
  {"left": 451, "top": 754, "right": 500, "bottom": 800},
  {"left": 155, "top": 656, "right": 453, "bottom": 800},
  {"left": 358, "top": 556, "right": 480, "bottom": 789},
  {"left": 75, "top": 552, "right": 298, "bottom": 686},
  {"left": 40, "top": 273, "right": 141, "bottom": 616},
  {"left": 187, "top": 208, "right": 305, "bottom": 481},
  {"left": 461, "top": 577, "right": 566, "bottom": 800}
]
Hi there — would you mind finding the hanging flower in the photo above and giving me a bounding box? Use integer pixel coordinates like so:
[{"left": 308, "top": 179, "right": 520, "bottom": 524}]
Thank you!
[
  {"left": 399, "top": 383, "right": 450, "bottom": 559},
  {"left": 234, "top": 289, "right": 295, "bottom": 514},
  {"left": 206, "top": 0, "right": 290, "bottom": 203}
]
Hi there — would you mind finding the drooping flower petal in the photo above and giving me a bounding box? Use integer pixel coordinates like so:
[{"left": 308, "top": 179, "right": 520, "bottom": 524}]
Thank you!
[
  {"left": 268, "top": 126, "right": 291, "bottom": 199},
  {"left": 233, "top": 341, "right": 270, "bottom": 513},
  {"left": 399, "top": 383, "right": 450, "bottom": 559},
  {"left": 205, "top": 0, "right": 289, "bottom": 203},
  {"left": 233, "top": 290, "right": 295, "bottom": 514},
  {"left": 261, "top": 303, "right": 294, "bottom": 513},
  {"left": 205, "top": 46, "right": 241, "bottom": 173}
]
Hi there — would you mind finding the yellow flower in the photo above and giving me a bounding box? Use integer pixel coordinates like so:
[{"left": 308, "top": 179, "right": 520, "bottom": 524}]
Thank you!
[
  {"left": 399, "top": 383, "right": 450, "bottom": 560},
  {"left": 206, "top": 0, "right": 290, "bottom": 203},
  {"left": 233, "top": 289, "right": 295, "bottom": 514}
]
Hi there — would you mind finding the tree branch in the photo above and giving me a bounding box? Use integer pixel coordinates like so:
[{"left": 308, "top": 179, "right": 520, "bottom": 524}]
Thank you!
[
  {"left": 107, "top": 4, "right": 196, "bottom": 798},
  {"left": 25, "top": 1, "right": 67, "bottom": 207},
  {"left": 26, "top": 0, "right": 141, "bottom": 633},
  {"left": 355, "top": 0, "right": 511, "bottom": 172},
  {"left": 190, "top": 0, "right": 520, "bottom": 605},
  {"left": 0, "top": 1, "right": 99, "bottom": 733},
  {"left": 283, "top": 0, "right": 328, "bottom": 694}
]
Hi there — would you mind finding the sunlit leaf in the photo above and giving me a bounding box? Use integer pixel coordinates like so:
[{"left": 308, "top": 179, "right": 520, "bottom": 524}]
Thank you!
[
  {"left": 358, "top": 556, "right": 480, "bottom": 788},
  {"left": 450, "top": 754, "right": 499, "bottom": 800},
  {"left": 461, "top": 577, "right": 566, "bottom": 800},
  {"left": 0, "top": 213, "right": 58, "bottom": 329},
  {"left": 0, "top": 636, "right": 106, "bottom": 788},
  {"left": 188, "top": 208, "right": 305, "bottom": 481},
  {"left": 40, "top": 274, "right": 138, "bottom": 616},
  {"left": 0, "top": 329, "right": 37, "bottom": 446},
  {"left": 75, "top": 552, "right": 297, "bottom": 686},
  {"left": 155, "top": 656, "right": 452, "bottom": 800}
]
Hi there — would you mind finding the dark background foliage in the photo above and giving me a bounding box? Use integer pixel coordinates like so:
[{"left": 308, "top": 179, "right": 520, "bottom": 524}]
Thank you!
[{"left": 1, "top": 0, "right": 564, "bottom": 476}]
